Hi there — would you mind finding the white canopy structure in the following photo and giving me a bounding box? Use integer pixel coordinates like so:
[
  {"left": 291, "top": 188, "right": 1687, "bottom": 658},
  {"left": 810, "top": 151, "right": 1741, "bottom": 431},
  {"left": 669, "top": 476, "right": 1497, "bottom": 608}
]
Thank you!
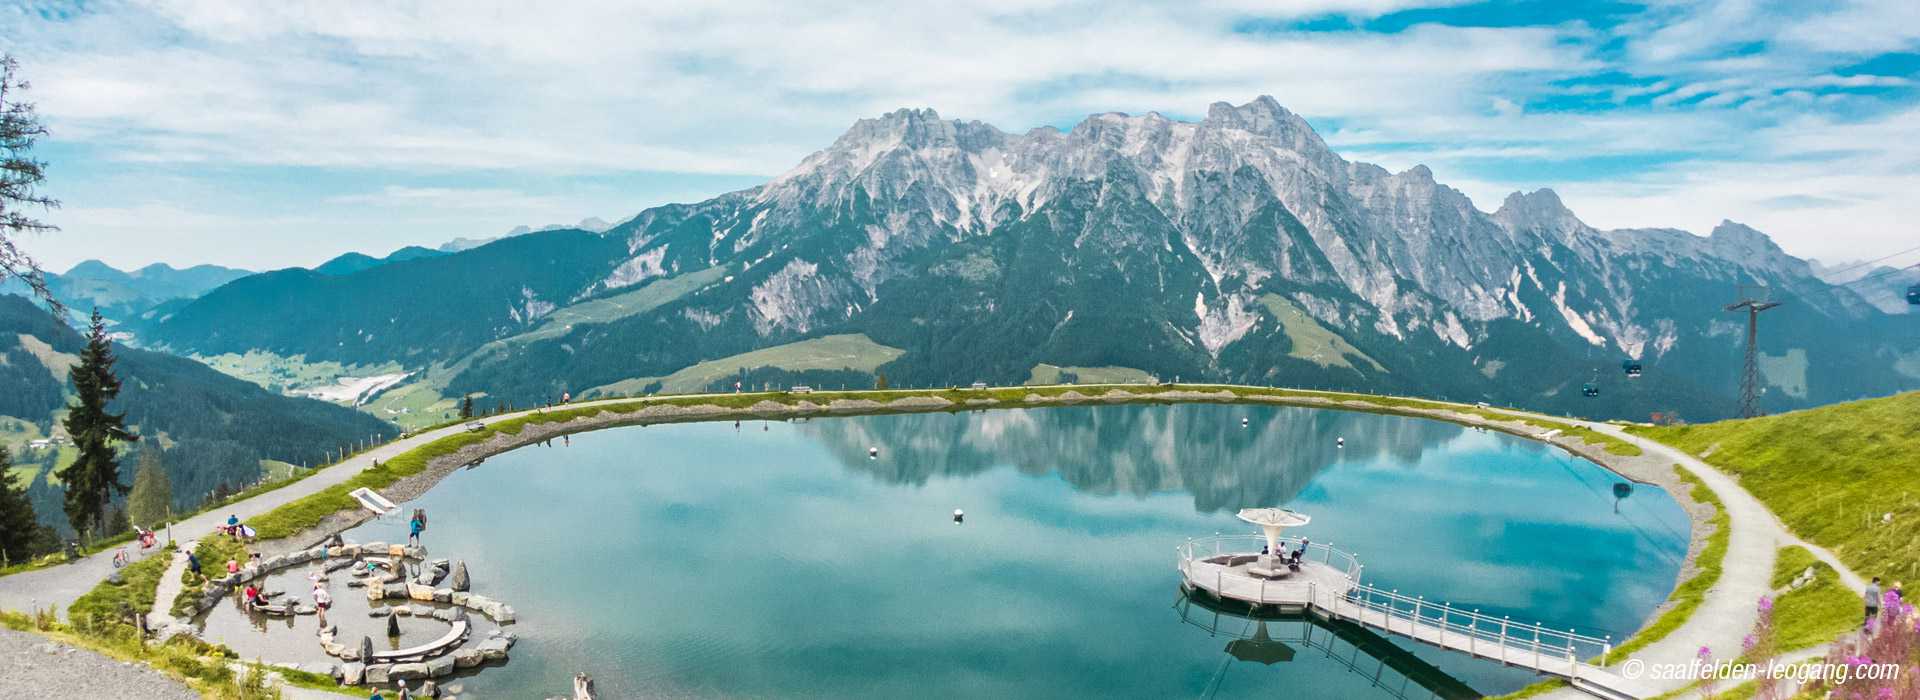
[{"left": 1236, "top": 507, "right": 1311, "bottom": 559}]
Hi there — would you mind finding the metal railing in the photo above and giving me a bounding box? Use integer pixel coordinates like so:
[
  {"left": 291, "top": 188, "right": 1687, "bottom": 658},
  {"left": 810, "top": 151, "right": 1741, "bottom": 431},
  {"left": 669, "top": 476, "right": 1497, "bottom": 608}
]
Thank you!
[
  {"left": 1331, "top": 583, "right": 1613, "bottom": 672},
  {"left": 1178, "top": 534, "right": 1364, "bottom": 580},
  {"left": 1176, "top": 534, "right": 1612, "bottom": 678}
]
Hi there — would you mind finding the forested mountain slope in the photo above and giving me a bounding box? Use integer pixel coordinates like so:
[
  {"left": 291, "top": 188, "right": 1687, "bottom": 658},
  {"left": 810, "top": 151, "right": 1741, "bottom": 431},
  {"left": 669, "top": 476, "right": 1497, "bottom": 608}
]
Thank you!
[{"left": 1, "top": 294, "right": 397, "bottom": 535}]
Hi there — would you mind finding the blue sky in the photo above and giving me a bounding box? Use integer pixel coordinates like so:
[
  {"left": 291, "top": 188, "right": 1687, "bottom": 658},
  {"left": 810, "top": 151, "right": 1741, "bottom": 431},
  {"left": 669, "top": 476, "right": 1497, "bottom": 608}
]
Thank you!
[{"left": 4, "top": 0, "right": 1917, "bottom": 271}]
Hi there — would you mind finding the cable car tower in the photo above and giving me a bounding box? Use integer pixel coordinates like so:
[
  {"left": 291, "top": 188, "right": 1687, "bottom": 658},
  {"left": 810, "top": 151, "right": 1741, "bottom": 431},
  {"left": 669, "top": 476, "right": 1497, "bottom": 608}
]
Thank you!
[{"left": 1726, "top": 284, "right": 1780, "bottom": 418}]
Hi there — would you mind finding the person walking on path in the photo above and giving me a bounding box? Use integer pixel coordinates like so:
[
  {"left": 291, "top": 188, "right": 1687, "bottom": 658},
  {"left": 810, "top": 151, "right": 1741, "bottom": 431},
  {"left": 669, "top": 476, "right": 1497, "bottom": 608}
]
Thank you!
[
  {"left": 1865, "top": 577, "right": 1883, "bottom": 627},
  {"left": 186, "top": 551, "right": 201, "bottom": 578},
  {"left": 313, "top": 584, "right": 331, "bottom": 630}
]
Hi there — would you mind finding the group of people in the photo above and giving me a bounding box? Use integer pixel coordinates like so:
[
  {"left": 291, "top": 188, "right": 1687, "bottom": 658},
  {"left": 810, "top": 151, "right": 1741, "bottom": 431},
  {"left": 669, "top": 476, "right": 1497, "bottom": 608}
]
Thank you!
[
  {"left": 108, "top": 527, "right": 164, "bottom": 568},
  {"left": 219, "top": 513, "right": 255, "bottom": 541},
  {"left": 368, "top": 678, "right": 417, "bottom": 700},
  {"left": 241, "top": 583, "right": 267, "bottom": 611},
  {"left": 1260, "top": 539, "right": 1312, "bottom": 572},
  {"left": 1863, "top": 576, "right": 1906, "bottom": 628}
]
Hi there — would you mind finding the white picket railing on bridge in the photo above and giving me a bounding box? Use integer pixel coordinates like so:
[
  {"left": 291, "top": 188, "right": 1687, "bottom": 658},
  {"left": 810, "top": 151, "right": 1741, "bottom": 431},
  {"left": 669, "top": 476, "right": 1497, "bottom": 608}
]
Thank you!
[{"left": 1177, "top": 535, "right": 1614, "bottom": 681}]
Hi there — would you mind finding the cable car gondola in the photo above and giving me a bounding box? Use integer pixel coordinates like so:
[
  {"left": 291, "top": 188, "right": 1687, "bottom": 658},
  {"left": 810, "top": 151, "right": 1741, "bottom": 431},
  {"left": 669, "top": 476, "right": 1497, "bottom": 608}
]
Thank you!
[
  {"left": 1622, "top": 360, "right": 1643, "bottom": 378},
  {"left": 1906, "top": 284, "right": 1920, "bottom": 305}
]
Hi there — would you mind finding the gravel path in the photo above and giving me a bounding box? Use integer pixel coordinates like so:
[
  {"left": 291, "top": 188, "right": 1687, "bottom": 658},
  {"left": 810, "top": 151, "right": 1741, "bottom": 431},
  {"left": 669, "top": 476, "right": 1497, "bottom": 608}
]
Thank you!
[
  {"left": 146, "top": 542, "right": 194, "bottom": 630},
  {"left": 0, "top": 627, "right": 197, "bottom": 699},
  {"left": 1530, "top": 419, "right": 1866, "bottom": 699}
]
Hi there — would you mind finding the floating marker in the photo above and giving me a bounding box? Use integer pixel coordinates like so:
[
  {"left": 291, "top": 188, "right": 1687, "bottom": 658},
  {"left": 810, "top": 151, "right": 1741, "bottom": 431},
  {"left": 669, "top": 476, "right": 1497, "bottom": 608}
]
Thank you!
[
  {"left": 1241, "top": 417, "right": 1249, "bottom": 427},
  {"left": 1336, "top": 437, "right": 1345, "bottom": 448},
  {"left": 868, "top": 447, "right": 879, "bottom": 459},
  {"left": 953, "top": 509, "right": 965, "bottom": 524}
]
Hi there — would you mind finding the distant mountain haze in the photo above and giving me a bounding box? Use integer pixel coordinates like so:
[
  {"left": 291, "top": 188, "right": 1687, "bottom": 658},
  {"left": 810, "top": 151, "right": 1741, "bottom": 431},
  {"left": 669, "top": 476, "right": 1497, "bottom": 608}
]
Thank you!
[
  {"left": 313, "top": 246, "right": 450, "bottom": 276},
  {"left": 0, "top": 259, "right": 252, "bottom": 323},
  {"left": 138, "top": 97, "right": 1920, "bottom": 421},
  {"left": 439, "top": 216, "right": 616, "bottom": 253}
]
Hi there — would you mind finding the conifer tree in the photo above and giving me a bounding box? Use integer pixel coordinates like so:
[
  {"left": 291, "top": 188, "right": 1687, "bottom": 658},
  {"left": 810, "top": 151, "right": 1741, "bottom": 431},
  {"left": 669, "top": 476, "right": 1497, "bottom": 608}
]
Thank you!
[
  {"left": 459, "top": 395, "right": 474, "bottom": 419},
  {"left": 0, "top": 55, "right": 62, "bottom": 314},
  {"left": 61, "top": 309, "right": 136, "bottom": 538},
  {"left": 0, "top": 451, "right": 50, "bottom": 565},
  {"left": 126, "top": 448, "right": 172, "bottom": 528}
]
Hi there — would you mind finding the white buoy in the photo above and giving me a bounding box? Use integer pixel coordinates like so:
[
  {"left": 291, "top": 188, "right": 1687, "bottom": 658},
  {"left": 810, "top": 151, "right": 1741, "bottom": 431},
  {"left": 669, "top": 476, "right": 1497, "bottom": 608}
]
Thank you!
[
  {"left": 953, "top": 509, "right": 965, "bottom": 524},
  {"left": 1241, "top": 417, "right": 1249, "bottom": 427},
  {"left": 1336, "top": 437, "right": 1345, "bottom": 448},
  {"left": 868, "top": 447, "right": 879, "bottom": 459}
]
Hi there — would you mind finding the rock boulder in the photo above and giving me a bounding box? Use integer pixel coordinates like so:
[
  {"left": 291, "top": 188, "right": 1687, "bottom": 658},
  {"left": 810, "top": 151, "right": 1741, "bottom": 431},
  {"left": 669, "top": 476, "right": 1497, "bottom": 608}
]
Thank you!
[{"left": 451, "top": 648, "right": 484, "bottom": 669}]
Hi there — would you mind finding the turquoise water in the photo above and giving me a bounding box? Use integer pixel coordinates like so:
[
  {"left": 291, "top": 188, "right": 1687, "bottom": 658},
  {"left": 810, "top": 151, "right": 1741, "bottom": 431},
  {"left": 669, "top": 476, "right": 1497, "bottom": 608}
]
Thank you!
[{"left": 345, "top": 403, "right": 1690, "bottom": 698}]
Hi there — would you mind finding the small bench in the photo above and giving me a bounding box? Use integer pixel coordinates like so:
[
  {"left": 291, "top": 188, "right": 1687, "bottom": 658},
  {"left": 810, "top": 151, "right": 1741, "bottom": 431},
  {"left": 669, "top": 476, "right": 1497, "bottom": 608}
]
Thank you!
[
  {"left": 1203, "top": 554, "right": 1260, "bottom": 566},
  {"left": 370, "top": 620, "right": 469, "bottom": 663},
  {"left": 1244, "top": 555, "right": 1296, "bottom": 579}
]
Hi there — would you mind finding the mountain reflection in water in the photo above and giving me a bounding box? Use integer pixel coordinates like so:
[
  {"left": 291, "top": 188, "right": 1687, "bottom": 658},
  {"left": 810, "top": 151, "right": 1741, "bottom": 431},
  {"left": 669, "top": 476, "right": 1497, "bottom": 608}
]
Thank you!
[
  {"left": 799, "top": 403, "right": 1471, "bottom": 512},
  {"left": 336, "top": 402, "right": 1684, "bottom": 699}
]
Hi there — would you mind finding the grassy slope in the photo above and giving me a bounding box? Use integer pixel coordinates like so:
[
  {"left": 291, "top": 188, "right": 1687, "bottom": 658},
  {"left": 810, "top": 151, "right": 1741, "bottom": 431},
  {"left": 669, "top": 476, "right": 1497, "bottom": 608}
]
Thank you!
[
  {"left": 1631, "top": 390, "right": 1920, "bottom": 581},
  {"left": 360, "top": 382, "right": 459, "bottom": 431},
  {"left": 585, "top": 333, "right": 905, "bottom": 397},
  {"left": 1023, "top": 363, "right": 1156, "bottom": 385},
  {"left": 1253, "top": 294, "right": 1386, "bottom": 372},
  {"left": 1767, "top": 545, "right": 1859, "bottom": 651},
  {"left": 67, "top": 545, "right": 171, "bottom": 625}
]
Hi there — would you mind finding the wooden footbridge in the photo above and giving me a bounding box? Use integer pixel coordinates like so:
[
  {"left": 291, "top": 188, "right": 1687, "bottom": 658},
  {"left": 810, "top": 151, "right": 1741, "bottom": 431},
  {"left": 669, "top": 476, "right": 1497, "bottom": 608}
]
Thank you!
[{"left": 1178, "top": 535, "right": 1638, "bottom": 700}]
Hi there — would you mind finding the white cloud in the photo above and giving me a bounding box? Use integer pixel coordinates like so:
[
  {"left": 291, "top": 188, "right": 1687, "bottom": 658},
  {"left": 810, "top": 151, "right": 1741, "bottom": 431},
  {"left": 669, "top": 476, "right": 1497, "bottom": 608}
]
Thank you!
[
  {"left": 1, "top": 0, "right": 1915, "bottom": 267},
  {"left": 1557, "top": 105, "right": 1920, "bottom": 260},
  {"left": 326, "top": 186, "right": 561, "bottom": 211}
]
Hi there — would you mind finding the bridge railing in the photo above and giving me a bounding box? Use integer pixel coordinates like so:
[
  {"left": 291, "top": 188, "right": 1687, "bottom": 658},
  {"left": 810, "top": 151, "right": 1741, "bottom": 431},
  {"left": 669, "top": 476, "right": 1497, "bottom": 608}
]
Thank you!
[
  {"left": 1177, "top": 534, "right": 1364, "bottom": 581},
  {"left": 1329, "top": 583, "right": 1613, "bottom": 667},
  {"left": 1177, "top": 533, "right": 1613, "bottom": 673}
]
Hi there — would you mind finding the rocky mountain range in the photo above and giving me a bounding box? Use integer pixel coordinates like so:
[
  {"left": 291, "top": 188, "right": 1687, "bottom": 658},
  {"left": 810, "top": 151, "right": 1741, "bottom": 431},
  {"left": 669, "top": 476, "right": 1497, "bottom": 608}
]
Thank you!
[{"left": 139, "top": 97, "right": 1919, "bottom": 421}]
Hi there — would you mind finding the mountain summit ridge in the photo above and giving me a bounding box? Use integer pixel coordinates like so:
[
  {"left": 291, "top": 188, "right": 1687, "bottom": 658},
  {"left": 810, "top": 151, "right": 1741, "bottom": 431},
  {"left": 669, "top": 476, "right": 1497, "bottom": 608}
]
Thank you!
[{"left": 146, "top": 97, "right": 1914, "bottom": 420}]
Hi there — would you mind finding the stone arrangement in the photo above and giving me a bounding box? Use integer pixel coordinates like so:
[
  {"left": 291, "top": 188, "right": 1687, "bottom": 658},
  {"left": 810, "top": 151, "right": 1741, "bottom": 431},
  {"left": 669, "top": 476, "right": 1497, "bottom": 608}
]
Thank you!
[
  {"left": 181, "top": 543, "right": 372, "bottom": 618},
  {"left": 167, "top": 537, "right": 519, "bottom": 693},
  {"left": 320, "top": 541, "right": 519, "bottom": 687}
]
